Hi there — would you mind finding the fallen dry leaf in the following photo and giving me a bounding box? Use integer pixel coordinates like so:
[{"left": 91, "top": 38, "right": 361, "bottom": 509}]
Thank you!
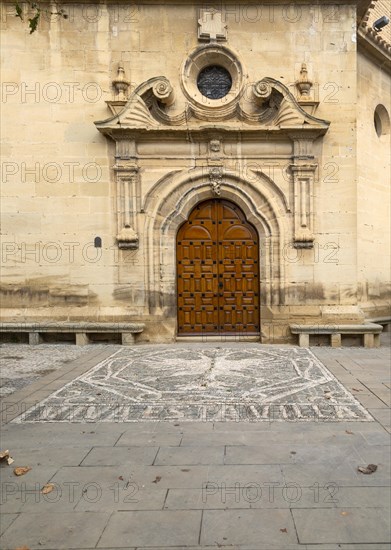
[
  {"left": 358, "top": 464, "right": 378, "bottom": 474},
  {"left": 345, "top": 430, "right": 354, "bottom": 435},
  {"left": 280, "top": 527, "right": 288, "bottom": 533},
  {"left": 152, "top": 476, "right": 162, "bottom": 484},
  {"left": 0, "top": 449, "right": 14, "bottom": 465},
  {"left": 41, "top": 483, "right": 55, "bottom": 494},
  {"left": 13, "top": 467, "right": 32, "bottom": 477},
  {"left": 118, "top": 476, "right": 124, "bottom": 481},
  {"left": 340, "top": 511, "right": 349, "bottom": 516}
]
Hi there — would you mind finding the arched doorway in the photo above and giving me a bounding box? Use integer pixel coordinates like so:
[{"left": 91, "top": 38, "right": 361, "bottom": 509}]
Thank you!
[{"left": 176, "top": 199, "right": 260, "bottom": 335}]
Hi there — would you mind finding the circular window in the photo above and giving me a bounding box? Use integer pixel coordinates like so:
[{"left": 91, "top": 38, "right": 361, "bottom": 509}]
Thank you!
[
  {"left": 197, "top": 65, "right": 232, "bottom": 100},
  {"left": 374, "top": 104, "right": 390, "bottom": 138},
  {"left": 181, "top": 45, "right": 244, "bottom": 116}
]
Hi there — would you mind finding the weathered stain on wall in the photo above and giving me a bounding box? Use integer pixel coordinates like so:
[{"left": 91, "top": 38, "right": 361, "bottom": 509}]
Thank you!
[{"left": 0, "top": 280, "right": 97, "bottom": 307}]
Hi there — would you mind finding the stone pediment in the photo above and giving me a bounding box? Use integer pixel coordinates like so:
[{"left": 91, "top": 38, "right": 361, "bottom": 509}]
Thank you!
[{"left": 95, "top": 76, "right": 330, "bottom": 138}]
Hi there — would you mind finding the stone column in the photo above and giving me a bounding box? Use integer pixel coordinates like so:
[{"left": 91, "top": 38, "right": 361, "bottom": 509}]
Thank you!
[
  {"left": 289, "top": 134, "right": 319, "bottom": 249},
  {"left": 113, "top": 147, "right": 140, "bottom": 249},
  {"left": 290, "top": 162, "right": 317, "bottom": 249}
]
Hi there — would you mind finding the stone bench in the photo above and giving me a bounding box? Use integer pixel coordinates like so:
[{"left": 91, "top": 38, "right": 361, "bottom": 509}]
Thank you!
[
  {"left": 366, "top": 316, "right": 391, "bottom": 333},
  {"left": 0, "top": 322, "right": 145, "bottom": 346},
  {"left": 290, "top": 323, "right": 383, "bottom": 348}
]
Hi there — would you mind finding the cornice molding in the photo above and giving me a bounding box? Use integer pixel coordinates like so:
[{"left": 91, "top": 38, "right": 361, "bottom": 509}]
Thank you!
[
  {"left": 357, "top": 26, "right": 391, "bottom": 72},
  {"left": 95, "top": 77, "right": 330, "bottom": 140}
]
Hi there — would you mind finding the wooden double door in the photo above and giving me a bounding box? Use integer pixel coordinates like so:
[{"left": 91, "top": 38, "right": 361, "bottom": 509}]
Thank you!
[{"left": 177, "top": 199, "right": 260, "bottom": 335}]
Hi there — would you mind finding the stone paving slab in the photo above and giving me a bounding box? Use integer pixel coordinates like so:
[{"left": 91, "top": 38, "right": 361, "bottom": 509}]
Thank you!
[
  {"left": 224, "top": 443, "right": 362, "bottom": 465},
  {"left": 332, "top": 486, "right": 391, "bottom": 508},
  {"left": 369, "top": 408, "right": 391, "bottom": 427},
  {"left": 50, "top": 464, "right": 210, "bottom": 490},
  {"left": 268, "top": 419, "right": 385, "bottom": 432},
  {"left": 1, "top": 465, "right": 60, "bottom": 488},
  {"left": 202, "top": 463, "right": 285, "bottom": 487},
  {"left": 316, "top": 546, "right": 391, "bottom": 550},
  {"left": 0, "top": 423, "right": 125, "bottom": 448},
  {"left": 97, "top": 510, "right": 202, "bottom": 547},
  {"left": 0, "top": 513, "right": 18, "bottom": 537},
  {"left": 75, "top": 486, "right": 168, "bottom": 512},
  {"left": 54, "top": 546, "right": 391, "bottom": 550},
  {"left": 359, "top": 430, "right": 391, "bottom": 445},
  {"left": 200, "top": 508, "right": 298, "bottom": 546},
  {"left": 3, "top": 446, "right": 91, "bottom": 467},
  {"left": 48, "top": 463, "right": 285, "bottom": 491},
  {"left": 18, "top": 490, "right": 84, "bottom": 513},
  {"left": 354, "top": 445, "right": 391, "bottom": 471},
  {"left": 163, "top": 486, "right": 338, "bottom": 510},
  {"left": 180, "top": 426, "right": 371, "bottom": 446},
  {"left": 355, "top": 393, "right": 389, "bottom": 408},
  {"left": 154, "top": 445, "right": 225, "bottom": 465},
  {"left": 292, "top": 507, "right": 391, "bottom": 544},
  {"left": 180, "top": 430, "right": 270, "bottom": 446},
  {"left": 115, "top": 431, "right": 183, "bottom": 447},
  {"left": 282, "top": 460, "right": 390, "bottom": 487},
  {"left": 80, "top": 445, "right": 159, "bottom": 466},
  {"left": 58, "top": 547, "right": 314, "bottom": 550},
  {"left": 164, "top": 487, "right": 255, "bottom": 510},
  {"left": 0, "top": 511, "right": 111, "bottom": 549},
  {"left": 0, "top": 493, "right": 24, "bottom": 514},
  {"left": 211, "top": 420, "right": 273, "bottom": 431},
  {"left": 49, "top": 465, "right": 139, "bottom": 485}
]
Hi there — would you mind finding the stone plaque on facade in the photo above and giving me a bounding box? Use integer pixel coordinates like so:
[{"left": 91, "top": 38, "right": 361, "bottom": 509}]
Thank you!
[{"left": 198, "top": 8, "right": 227, "bottom": 41}]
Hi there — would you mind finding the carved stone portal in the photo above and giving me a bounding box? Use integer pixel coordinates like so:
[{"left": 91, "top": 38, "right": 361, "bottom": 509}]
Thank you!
[{"left": 95, "top": 55, "right": 330, "bottom": 253}]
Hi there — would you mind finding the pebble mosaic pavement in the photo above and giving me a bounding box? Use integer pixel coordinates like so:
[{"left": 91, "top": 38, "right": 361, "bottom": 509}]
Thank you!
[
  {"left": 12, "top": 346, "right": 373, "bottom": 423},
  {"left": 0, "top": 344, "right": 109, "bottom": 397}
]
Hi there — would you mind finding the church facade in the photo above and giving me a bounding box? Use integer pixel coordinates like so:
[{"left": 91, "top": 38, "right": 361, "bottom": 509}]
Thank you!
[{"left": 1, "top": 1, "right": 390, "bottom": 343}]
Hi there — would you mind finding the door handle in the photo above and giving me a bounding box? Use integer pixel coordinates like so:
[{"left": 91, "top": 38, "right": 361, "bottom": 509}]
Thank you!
[{"left": 219, "top": 282, "right": 223, "bottom": 289}]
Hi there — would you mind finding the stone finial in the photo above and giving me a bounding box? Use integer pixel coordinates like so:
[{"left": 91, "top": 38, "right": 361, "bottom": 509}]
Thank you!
[
  {"left": 295, "top": 63, "right": 313, "bottom": 99},
  {"left": 112, "top": 62, "right": 130, "bottom": 101},
  {"left": 198, "top": 8, "right": 227, "bottom": 42}
]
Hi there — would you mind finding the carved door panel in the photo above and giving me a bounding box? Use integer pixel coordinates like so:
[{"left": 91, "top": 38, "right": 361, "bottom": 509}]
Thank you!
[{"left": 177, "top": 199, "right": 259, "bottom": 335}]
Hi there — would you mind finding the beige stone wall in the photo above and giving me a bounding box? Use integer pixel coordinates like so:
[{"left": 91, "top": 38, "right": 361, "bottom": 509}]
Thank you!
[
  {"left": 357, "top": 51, "right": 391, "bottom": 317},
  {"left": 1, "top": 1, "right": 388, "bottom": 342}
]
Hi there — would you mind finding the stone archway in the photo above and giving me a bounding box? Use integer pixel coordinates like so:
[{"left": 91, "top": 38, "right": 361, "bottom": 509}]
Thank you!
[
  {"left": 143, "top": 167, "right": 289, "bottom": 341},
  {"left": 176, "top": 198, "right": 260, "bottom": 335}
]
